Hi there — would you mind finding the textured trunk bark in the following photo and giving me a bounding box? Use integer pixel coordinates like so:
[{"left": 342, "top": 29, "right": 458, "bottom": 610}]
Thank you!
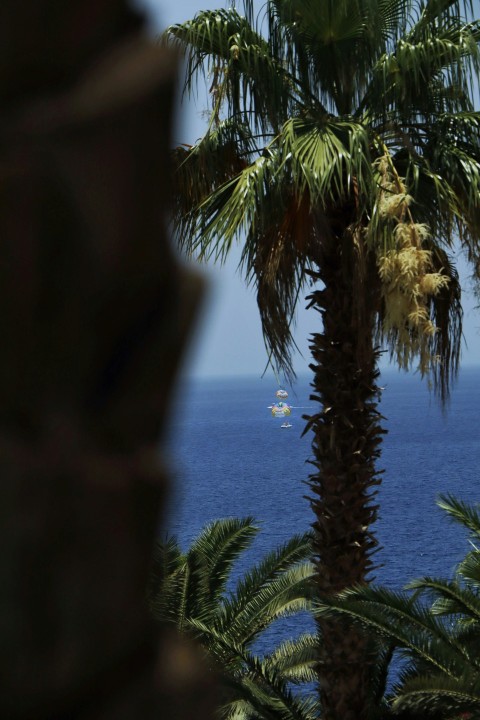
[{"left": 304, "top": 227, "right": 385, "bottom": 720}]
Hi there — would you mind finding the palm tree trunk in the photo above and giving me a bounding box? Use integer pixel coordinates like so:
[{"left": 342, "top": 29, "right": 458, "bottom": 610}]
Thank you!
[{"left": 304, "top": 226, "right": 385, "bottom": 720}]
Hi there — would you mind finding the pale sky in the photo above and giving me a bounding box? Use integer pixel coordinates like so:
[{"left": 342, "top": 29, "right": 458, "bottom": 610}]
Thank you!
[{"left": 135, "top": 0, "right": 480, "bottom": 379}]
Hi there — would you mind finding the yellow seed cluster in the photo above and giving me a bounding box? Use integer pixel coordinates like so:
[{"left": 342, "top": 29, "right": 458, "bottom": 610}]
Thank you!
[{"left": 374, "top": 155, "right": 450, "bottom": 376}]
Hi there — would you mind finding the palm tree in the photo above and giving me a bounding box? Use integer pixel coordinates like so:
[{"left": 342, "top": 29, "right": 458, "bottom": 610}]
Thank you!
[
  {"left": 147, "top": 517, "right": 319, "bottom": 719},
  {"left": 318, "top": 494, "right": 480, "bottom": 719},
  {"left": 165, "top": 2, "right": 480, "bottom": 716}
]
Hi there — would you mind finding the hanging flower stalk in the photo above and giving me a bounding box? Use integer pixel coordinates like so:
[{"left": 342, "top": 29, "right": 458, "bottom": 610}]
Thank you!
[{"left": 374, "top": 154, "right": 451, "bottom": 376}]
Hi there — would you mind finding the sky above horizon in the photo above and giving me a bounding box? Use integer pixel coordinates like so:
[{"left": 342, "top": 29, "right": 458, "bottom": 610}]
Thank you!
[{"left": 136, "top": 0, "right": 480, "bottom": 379}]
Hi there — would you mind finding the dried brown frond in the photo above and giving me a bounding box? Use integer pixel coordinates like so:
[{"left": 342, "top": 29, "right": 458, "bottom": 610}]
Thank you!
[{"left": 242, "top": 188, "right": 316, "bottom": 380}]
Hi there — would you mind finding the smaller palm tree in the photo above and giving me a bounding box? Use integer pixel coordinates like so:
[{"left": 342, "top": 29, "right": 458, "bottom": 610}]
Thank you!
[
  {"left": 317, "top": 495, "right": 480, "bottom": 719},
  {"left": 147, "top": 517, "right": 319, "bottom": 719}
]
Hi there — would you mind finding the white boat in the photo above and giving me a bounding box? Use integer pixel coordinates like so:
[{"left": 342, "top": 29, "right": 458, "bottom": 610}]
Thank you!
[{"left": 280, "top": 422, "right": 292, "bottom": 428}]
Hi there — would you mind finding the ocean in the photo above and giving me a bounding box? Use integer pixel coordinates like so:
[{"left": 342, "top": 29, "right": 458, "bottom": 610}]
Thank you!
[{"left": 163, "top": 365, "right": 480, "bottom": 655}]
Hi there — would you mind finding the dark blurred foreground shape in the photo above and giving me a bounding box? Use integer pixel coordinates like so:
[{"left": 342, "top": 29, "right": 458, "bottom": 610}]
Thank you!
[{"left": 0, "top": 1, "right": 216, "bottom": 717}]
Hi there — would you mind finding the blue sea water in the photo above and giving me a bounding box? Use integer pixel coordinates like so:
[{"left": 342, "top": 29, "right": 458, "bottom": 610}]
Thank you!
[{"left": 163, "top": 366, "right": 480, "bottom": 655}]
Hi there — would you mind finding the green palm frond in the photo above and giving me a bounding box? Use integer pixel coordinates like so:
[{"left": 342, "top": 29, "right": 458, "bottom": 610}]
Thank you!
[
  {"left": 456, "top": 551, "right": 480, "bottom": 589},
  {"left": 190, "top": 620, "right": 319, "bottom": 720},
  {"left": 218, "top": 533, "right": 314, "bottom": 643},
  {"left": 148, "top": 521, "right": 316, "bottom": 719},
  {"left": 148, "top": 518, "right": 258, "bottom": 627},
  {"left": 263, "top": 633, "right": 318, "bottom": 684},
  {"left": 391, "top": 671, "right": 480, "bottom": 718},
  {"left": 404, "top": 19, "right": 480, "bottom": 82},
  {"left": 166, "top": 7, "right": 293, "bottom": 133},
  {"left": 317, "top": 584, "right": 466, "bottom": 675},
  {"left": 146, "top": 535, "right": 184, "bottom": 621},
  {"left": 270, "top": 0, "right": 411, "bottom": 115},
  {"left": 221, "top": 532, "right": 313, "bottom": 604},
  {"left": 376, "top": 0, "right": 413, "bottom": 38},
  {"left": 438, "top": 493, "right": 480, "bottom": 539},
  {"left": 430, "top": 141, "right": 480, "bottom": 219},
  {"left": 429, "top": 578, "right": 480, "bottom": 619},
  {"left": 181, "top": 141, "right": 314, "bottom": 376},
  {"left": 364, "top": 635, "right": 397, "bottom": 716},
  {"left": 221, "top": 562, "right": 315, "bottom": 646},
  {"left": 360, "top": 7, "right": 480, "bottom": 124},
  {"left": 416, "top": 0, "right": 475, "bottom": 26},
  {"left": 280, "top": 117, "right": 373, "bottom": 207},
  {"left": 317, "top": 586, "right": 480, "bottom": 717},
  {"left": 196, "top": 153, "right": 278, "bottom": 259},
  {"left": 190, "top": 516, "right": 258, "bottom": 573},
  {"left": 406, "top": 576, "right": 480, "bottom": 626},
  {"left": 172, "top": 119, "right": 256, "bottom": 241},
  {"left": 186, "top": 517, "right": 259, "bottom": 619}
]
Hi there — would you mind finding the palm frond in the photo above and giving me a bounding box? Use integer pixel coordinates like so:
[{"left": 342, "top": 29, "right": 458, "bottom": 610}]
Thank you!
[
  {"left": 183, "top": 144, "right": 314, "bottom": 378},
  {"left": 218, "top": 532, "right": 314, "bottom": 644},
  {"left": 188, "top": 517, "right": 259, "bottom": 618},
  {"left": 172, "top": 120, "right": 256, "bottom": 246},
  {"left": 392, "top": 671, "right": 480, "bottom": 718},
  {"left": 221, "top": 563, "right": 315, "bottom": 647},
  {"left": 360, "top": 9, "right": 480, "bottom": 124},
  {"left": 270, "top": 0, "right": 410, "bottom": 115},
  {"left": 263, "top": 633, "right": 318, "bottom": 684},
  {"left": 190, "top": 620, "right": 320, "bottom": 720},
  {"left": 280, "top": 117, "right": 373, "bottom": 208},
  {"left": 146, "top": 536, "right": 184, "bottom": 621},
  {"left": 406, "top": 576, "right": 480, "bottom": 627},
  {"left": 438, "top": 493, "right": 480, "bottom": 539},
  {"left": 316, "top": 584, "right": 466, "bottom": 676},
  {"left": 456, "top": 551, "right": 480, "bottom": 589},
  {"left": 165, "top": 7, "right": 294, "bottom": 133},
  {"left": 225, "top": 532, "right": 313, "bottom": 602},
  {"left": 427, "top": 139, "right": 480, "bottom": 232},
  {"left": 148, "top": 518, "right": 258, "bottom": 628},
  {"left": 148, "top": 520, "right": 316, "bottom": 718},
  {"left": 240, "top": 174, "right": 315, "bottom": 379}
]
